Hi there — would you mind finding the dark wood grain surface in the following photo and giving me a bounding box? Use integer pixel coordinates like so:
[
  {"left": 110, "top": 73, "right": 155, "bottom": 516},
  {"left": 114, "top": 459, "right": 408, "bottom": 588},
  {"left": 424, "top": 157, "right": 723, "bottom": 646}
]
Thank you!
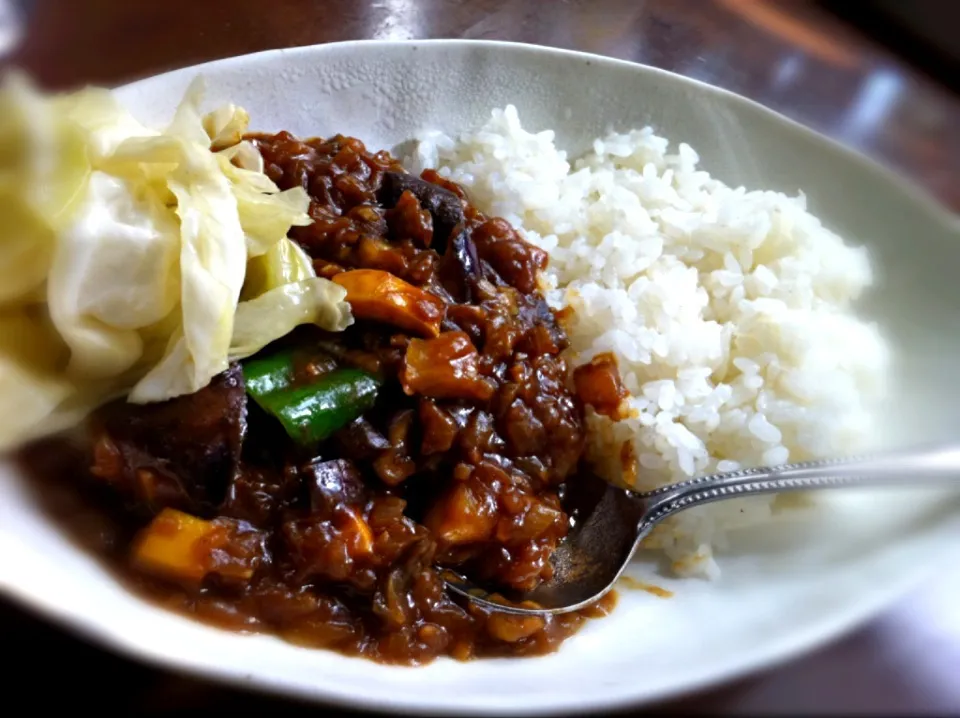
[{"left": 4, "top": 0, "right": 959, "bottom": 714}]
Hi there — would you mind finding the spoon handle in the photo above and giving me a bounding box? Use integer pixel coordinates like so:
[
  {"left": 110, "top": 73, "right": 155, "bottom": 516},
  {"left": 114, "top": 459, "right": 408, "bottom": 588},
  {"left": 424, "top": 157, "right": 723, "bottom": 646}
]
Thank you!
[{"left": 642, "top": 444, "right": 960, "bottom": 523}]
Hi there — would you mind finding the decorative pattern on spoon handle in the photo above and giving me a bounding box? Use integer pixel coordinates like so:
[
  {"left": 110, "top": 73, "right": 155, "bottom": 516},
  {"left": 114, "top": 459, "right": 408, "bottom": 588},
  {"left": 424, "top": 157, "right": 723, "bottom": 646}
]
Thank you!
[
  {"left": 644, "top": 472, "right": 881, "bottom": 525},
  {"left": 640, "top": 443, "right": 960, "bottom": 524},
  {"left": 641, "top": 454, "right": 876, "bottom": 497}
]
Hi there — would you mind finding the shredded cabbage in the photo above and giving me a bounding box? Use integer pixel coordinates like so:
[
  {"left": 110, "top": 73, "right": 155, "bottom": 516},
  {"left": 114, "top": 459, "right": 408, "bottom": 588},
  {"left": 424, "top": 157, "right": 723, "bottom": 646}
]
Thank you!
[
  {"left": 0, "top": 73, "right": 352, "bottom": 450},
  {"left": 47, "top": 171, "right": 179, "bottom": 379},
  {"left": 203, "top": 104, "right": 251, "bottom": 150},
  {"left": 242, "top": 237, "right": 315, "bottom": 300},
  {"left": 230, "top": 278, "right": 353, "bottom": 360},
  {"left": 217, "top": 153, "right": 312, "bottom": 258},
  {"left": 122, "top": 134, "right": 250, "bottom": 402},
  {"left": 0, "top": 75, "right": 91, "bottom": 306}
]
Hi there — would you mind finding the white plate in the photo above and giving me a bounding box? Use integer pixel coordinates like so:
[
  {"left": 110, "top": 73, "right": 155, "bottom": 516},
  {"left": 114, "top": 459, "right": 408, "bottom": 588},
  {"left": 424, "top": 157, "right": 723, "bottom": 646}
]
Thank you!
[{"left": 2, "top": 40, "right": 960, "bottom": 715}]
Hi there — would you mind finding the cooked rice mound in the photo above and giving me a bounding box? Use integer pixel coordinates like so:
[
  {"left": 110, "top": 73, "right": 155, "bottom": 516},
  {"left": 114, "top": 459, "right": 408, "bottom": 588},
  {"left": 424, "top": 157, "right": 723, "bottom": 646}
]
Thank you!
[{"left": 412, "top": 106, "right": 889, "bottom": 577}]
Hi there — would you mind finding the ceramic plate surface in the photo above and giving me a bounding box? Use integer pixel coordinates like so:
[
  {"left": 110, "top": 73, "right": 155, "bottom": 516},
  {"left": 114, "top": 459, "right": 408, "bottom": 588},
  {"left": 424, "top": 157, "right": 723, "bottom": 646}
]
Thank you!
[{"left": 2, "top": 40, "right": 959, "bottom": 715}]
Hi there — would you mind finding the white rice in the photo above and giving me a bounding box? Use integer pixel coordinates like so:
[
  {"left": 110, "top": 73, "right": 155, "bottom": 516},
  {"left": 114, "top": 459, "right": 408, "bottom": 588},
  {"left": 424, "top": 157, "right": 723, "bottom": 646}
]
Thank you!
[{"left": 410, "top": 106, "right": 890, "bottom": 578}]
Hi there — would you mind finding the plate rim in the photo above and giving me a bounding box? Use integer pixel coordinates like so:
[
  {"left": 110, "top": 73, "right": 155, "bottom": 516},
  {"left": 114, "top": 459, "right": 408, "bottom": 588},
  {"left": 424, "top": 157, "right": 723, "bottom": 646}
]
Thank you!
[
  {"left": 114, "top": 38, "right": 959, "bottom": 230},
  {"left": 1, "top": 536, "right": 954, "bottom": 716},
  {"left": 3, "top": 37, "right": 959, "bottom": 715}
]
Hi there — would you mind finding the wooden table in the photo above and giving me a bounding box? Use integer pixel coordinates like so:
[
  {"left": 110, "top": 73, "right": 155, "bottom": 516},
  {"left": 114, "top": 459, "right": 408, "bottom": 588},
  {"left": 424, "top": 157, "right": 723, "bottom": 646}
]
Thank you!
[{"left": 5, "top": 1, "right": 960, "bottom": 713}]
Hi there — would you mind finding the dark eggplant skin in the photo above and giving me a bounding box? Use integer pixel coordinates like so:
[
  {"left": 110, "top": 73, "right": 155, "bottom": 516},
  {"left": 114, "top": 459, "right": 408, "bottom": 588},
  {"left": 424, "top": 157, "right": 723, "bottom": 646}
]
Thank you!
[
  {"left": 378, "top": 171, "right": 465, "bottom": 248},
  {"left": 438, "top": 224, "right": 481, "bottom": 303}
]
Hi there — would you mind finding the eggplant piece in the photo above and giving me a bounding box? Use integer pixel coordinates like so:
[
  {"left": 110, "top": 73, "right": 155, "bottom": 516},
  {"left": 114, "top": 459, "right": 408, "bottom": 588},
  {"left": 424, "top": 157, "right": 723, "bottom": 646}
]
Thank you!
[
  {"left": 91, "top": 364, "right": 247, "bottom": 513},
  {"left": 438, "top": 224, "right": 481, "bottom": 303},
  {"left": 334, "top": 416, "right": 392, "bottom": 458},
  {"left": 516, "top": 293, "right": 568, "bottom": 354},
  {"left": 378, "top": 171, "right": 464, "bottom": 247},
  {"left": 221, "top": 462, "right": 298, "bottom": 527},
  {"left": 303, "top": 458, "right": 367, "bottom": 515}
]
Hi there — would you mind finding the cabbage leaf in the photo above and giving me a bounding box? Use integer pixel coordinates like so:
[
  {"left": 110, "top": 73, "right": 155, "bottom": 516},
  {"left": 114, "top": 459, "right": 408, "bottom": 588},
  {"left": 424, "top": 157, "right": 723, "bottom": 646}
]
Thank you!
[
  {"left": 0, "top": 73, "right": 351, "bottom": 449},
  {"left": 230, "top": 277, "right": 353, "bottom": 360}
]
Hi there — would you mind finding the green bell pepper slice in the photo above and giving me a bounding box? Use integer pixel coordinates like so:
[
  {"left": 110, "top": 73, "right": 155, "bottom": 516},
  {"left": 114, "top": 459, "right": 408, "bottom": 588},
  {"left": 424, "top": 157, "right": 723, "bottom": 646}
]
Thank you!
[{"left": 243, "top": 350, "right": 380, "bottom": 446}]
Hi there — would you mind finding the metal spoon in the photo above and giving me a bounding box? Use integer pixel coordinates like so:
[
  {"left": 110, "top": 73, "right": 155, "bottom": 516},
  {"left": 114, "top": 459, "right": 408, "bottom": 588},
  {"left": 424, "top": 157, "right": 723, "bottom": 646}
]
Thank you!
[{"left": 443, "top": 444, "right": 960, "bottom": 615}]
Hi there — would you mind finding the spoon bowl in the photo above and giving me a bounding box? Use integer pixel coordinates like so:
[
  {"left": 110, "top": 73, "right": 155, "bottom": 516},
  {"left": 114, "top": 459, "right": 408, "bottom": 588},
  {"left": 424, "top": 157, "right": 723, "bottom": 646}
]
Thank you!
[{"left": 446, "top": 444, "right": 960, "bottom": 615}]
